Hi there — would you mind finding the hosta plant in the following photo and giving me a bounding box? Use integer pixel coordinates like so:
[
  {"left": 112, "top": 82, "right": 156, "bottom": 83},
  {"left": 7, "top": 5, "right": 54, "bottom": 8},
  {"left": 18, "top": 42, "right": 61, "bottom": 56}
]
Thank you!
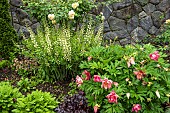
[
  {"left": 76, "top": 44, "right": 170, "bottom": 113},
  {"left": 13, "top": 90, "right": 58, "bottom": 113},
  {"left": 0, "top": 82, "right": 23, "bottom": 113}
]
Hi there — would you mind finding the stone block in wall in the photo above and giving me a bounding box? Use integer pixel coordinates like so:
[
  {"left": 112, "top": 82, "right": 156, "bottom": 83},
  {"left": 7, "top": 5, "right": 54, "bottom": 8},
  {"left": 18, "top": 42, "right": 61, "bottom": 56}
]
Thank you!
[
  {"left": 21, "top": 18, "right": 32, "bottom": 26},
  {"left": 151, "top": 11, "right": 164, "bottom": 28},
  {"left": 112, "top": 0, "right": 132, "bottom": 10},
  {"left": 143, "top": 3, "right": 156, "bottom": 14},
  {"left": 131, "top": 27, "right": 148, "bottom": 41},
  {"left": 16, "top": 8, "right": 29, "bottom": 21},
  {"left": 135, "top": 0, "right": 149, "bottom": 6},
  {"left": 10, "top": 0, "right": 23, "bottom": 7},
  {"left": 149, "top": 26, "right": 159, "bottom": 35},
  {"left": 108, "top": 16, "right": 126, "bottom": 31},
  {"left": 127, "top": 15, "right": 139, "bottom": 33},
  {"left": 139, "top": 11, "right": 147, "bottom": 19},
  {"left": 150, "top": 0, "right": 160, "bottom": 5},
  {"left": 103, "top": 21, "right": 110, "bottom": 33},
  {"left": 156, "top": 0, "right": 170, "bottom": 12},
  {"left": 140, "top": 16, "right": 153, "bottom": 31},
  {"left": 166, "top": 8, "right": 170, "bottom": 19},
  {"left": 103, "top": 5, "right": 113, "bottom": 20},
  {"left": 13, "top": 23, "right": 20, "bottom": 33}
]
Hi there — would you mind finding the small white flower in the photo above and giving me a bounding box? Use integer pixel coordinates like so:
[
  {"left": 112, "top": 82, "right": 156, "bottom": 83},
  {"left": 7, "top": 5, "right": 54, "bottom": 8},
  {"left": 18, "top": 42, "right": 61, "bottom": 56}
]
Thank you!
[
  {"left": 156, "top": 90, "right": 160, "bottom": 98},
  {"left": 72, "top": 2, "right": 79, "bottom": 9},
  {"left": 48, "top": 14, "right": 55, "bottom": 20},
  {"left": 126, "top": 93, "right": 130, "bottom": 99},
  {"left": 68, "top": 10, "right": 75, "bottom": 19},
  {"left": 100, "top": 12, "right": 103, "bottom": 15}
]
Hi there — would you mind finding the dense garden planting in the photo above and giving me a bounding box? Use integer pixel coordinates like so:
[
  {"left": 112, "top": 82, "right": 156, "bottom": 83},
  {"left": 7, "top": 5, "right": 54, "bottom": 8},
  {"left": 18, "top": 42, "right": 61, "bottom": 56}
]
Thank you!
[{"left": 0, "top": 0, "right": 170, "bottom": 113}]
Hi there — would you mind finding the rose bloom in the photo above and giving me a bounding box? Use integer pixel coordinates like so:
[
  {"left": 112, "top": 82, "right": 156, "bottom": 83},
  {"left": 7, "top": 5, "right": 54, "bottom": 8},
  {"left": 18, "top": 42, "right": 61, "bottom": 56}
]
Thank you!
[
  {"left": 93, "top": 75, "right": 102, "bottom": 82},
  {"left": 134, "top": 70, "right": 146, "bottom": 80},
  {"left": 132, "top": 104, "right": 141, "bottom": 113},
  {"left": 82, "top": 70, "right": 91, "bottom": 80},
  {"left": 149, "top": 51, "right": 160, "bottom": 61},
  {"left": 72, "top": 2, "right": 79, "bottom": 9},
  {"left": 93, "top": 104, "right": 100, "bottom": 113},
  {"left": 76, "top": 75, "right": 83, "bottom": 87},
  {"left": 165, "top": 19, "right": 170, "bottom": 24},
  {"left": 68, "top": 10, "right": 75, "bottom": 19},
  {"left": 106, "top": 90, "right": 119, "bottom": 103},
  {"left": 101, "top": 78, "right": 113, "bottom": 90},
  {"left": 48, "top": 14, "right": 55, "bottom": 20}
]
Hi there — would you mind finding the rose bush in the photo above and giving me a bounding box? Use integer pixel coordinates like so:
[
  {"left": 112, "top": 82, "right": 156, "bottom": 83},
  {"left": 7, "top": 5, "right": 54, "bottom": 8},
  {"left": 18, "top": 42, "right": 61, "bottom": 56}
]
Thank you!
[{"left": 75, "top": 44, "right": 170, "bottom": 113}]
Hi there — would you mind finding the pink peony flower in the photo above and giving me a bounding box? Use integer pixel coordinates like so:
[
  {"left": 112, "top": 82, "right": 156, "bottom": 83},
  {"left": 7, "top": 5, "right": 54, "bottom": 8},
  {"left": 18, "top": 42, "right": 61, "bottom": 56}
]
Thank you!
[
  {"left": 93, "top": 75, "right": 102, "bottom": 82},
  {"left": 134, "top": 70, "right": 146, "bottom": 80},
  {"left": 82, "top": 70, "right": 91, "bottom": 80},
  {"left": 132, "top": 104, "right": 142, "bottom": 113},
  {"left": 149, "top": 51, "right": 160, "bottom": 61},
  {"left": 76, "top": 75, "right": 83, "bottom": 87},
  {"left": 106, "top": 90, "right": 119, "bottom": 103},
  {"left": 88, "top": 56, "right": 92, "bottom": 61},
  {"left": 113, "top": 82, "right": 119, "bottom": 87},
  {"left": 127, "top": 57, "right": 135, "bottom": 67},
  {"left": 101, "top": 78, "right": 113, "bottom": 90},
  {"left": 93, "top": 104, "right": 100, "bottom": 113}
]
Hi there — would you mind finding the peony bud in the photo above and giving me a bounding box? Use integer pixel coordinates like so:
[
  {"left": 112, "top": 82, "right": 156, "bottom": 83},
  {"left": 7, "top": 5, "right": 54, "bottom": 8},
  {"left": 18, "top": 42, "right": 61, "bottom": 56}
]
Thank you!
[
  {"left": 156, "top": 90, "right": 160, "bottom": 98},
  {"left": 126, "top": 93, "right": 130, "bottom": 99}
]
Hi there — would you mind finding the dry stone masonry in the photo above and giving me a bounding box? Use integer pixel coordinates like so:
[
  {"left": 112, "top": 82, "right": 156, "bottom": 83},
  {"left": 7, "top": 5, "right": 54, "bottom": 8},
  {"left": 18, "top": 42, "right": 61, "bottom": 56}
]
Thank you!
[
  {"left": 102, "top": 0, "right": 170, "bottom": 45},
  {"left": 9, "top": 0, "right": 170, "bottom": 45},
  {"left": 9, "top": 0, "right": 40, "bottom": 37}
]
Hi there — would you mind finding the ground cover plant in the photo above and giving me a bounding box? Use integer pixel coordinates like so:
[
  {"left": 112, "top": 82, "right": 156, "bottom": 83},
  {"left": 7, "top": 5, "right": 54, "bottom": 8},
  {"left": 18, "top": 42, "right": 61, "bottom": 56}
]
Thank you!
[{"left": 76, "top": 43, "right": 170, "bottom": 113}]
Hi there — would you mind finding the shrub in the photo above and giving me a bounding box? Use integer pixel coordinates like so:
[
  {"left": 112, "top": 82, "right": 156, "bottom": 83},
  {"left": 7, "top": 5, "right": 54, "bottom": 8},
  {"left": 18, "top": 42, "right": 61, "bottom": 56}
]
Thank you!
[
  {"left": 0, "top": 18, "right": 18, "bottom": 58},
  {"left": 13, "top": 90, "right": 58, "bottom": 113},
  {"left": 0, "top": 82, "right": 23, "bottom": 113},
  {"left": 76, "top": 44, "right": 170, "bottom": 113},
  {"left": 19, "top": 21, "right": 103, "bottom": 81},
  {"left": 0, "top": 0, "right": 11, "bottom": 22}
]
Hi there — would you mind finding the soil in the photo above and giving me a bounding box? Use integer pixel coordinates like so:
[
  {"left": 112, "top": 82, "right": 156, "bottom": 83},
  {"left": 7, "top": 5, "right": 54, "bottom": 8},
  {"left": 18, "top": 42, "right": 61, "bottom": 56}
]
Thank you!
[{"left": 0, "top": 66, "right": 71, "bottom": 98}]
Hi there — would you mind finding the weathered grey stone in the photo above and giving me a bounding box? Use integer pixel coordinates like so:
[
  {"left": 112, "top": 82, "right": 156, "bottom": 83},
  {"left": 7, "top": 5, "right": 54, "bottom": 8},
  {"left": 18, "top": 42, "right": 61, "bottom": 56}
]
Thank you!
[
  {"left": 21, "top": 18, "right": 32, "bottom": 26},
  {"left": 127, "top": 15, "right": 139, "bottom": 32},
  {"left": 12, "top": 12, "right": 19, "bottom": 23},
  {"left": 16, "top": 8, "right": 29, "bottom": 20},
  {"left": 108, "top": 16, "right": 126, "bottom": 31},
  {"left": 151, "top": 11, "right": 164, "bottom": 28},
  {"left": 19, "top": 26, "right": 30, "bottom": 37},
  {"left": 103, "top": 5, "right": 112, "bottom": 19},
  {"left": 150, "top": 0, "right": 160, "bottom": 5},
  {"left": 13, "top": 23, "right": 20, "bottom": 32},
  {"left": 165, "top": 8, "right": 170, "bottom": 19},
  {"left": 10, "top": 0, "right": 23, "bottom": 7},
  {"left": 140, "top": 16, "right": 153, "bottom": 31},
  {"left": 131, "top": 27, "right": 148, "bottom": 41},
  {"left": 119, "top": 37, "right": 131, "bottom": 45},
  {"left": 104, "top": 32, "right": 117, "bottom": 40},
  {"left": 103, "top": 21, "right": 110, "bottom": 33},
  {"left": 156, "top": 0, "right": 170, "bottom": 12},
  {"left": 135, "top": 0, "right": 149, "bottom": 6},
  {"left": 139, "top": 11, "right": 147, "bottom": 19},
  {"left": 31, "top": 22, "right": 40, "bottom": 33},
  {"left": 143, "top": 3, "right": 156, "bottom": 14},
  {"left": 112, "top": 0, "right": 132, "bottom": 10},
  {"left": 149, "top": 26, "right": 159, "bottom": 35}
]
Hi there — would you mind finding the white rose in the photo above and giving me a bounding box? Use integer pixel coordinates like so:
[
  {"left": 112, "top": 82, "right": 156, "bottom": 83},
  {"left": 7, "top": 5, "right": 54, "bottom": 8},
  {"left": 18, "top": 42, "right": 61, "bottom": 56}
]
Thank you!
[
  {"left": 72, "top": 2, "right": 79, "bottom": 9},
  {"left": 48, "top": 14, "right": 55, "bottom": 20},
  {"left": 68, "top": 10, "right": 75, "bottom": 20}
]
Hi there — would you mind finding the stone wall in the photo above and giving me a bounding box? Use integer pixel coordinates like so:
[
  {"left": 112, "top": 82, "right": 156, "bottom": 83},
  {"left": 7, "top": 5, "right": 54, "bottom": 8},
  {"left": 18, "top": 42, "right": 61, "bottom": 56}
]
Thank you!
[
  {"left": 102, "top": 0, "right": 170, "bottom": 45},
  {"left": 9, "top": 0, "right": 40, "bottom": 37},
  {"left": 9, "top": 0, "right": 170, "bottom": 45}
]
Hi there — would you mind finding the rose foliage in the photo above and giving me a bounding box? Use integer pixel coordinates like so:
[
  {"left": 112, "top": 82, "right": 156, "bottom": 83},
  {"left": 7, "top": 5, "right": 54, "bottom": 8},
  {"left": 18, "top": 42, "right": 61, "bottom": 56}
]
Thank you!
[{"left": 76, "top": 44, "right": 170, "bottom": 113}]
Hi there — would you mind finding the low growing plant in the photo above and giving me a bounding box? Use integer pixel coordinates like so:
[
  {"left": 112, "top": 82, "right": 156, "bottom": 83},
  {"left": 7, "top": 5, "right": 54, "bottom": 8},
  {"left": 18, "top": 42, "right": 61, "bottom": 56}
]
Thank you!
[
  {"left": 19, "top": 21, "right": 103, "bottom": 81},
  {"left": 13, "top": 90, "right": 58, "bottom": 113},
  {"left": 0, "top": 82, "right": 23, "bottom": 113},
  {"left": 76, "top": 44, "right": 170, "bottom": 113}
]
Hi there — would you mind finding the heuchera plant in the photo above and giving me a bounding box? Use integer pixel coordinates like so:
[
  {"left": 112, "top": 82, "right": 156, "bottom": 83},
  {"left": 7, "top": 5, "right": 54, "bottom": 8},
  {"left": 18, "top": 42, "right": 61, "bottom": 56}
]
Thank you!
[{"left": 76, "top": 44, "right": 170, "bottom": 113}]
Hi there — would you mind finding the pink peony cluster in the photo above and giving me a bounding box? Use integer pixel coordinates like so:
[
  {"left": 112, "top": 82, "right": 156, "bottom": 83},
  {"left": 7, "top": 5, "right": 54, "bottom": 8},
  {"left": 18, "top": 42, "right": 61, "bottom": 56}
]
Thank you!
[
  {"left": 149, "top": 51, "right": 160, "bottom": 61},
  {"left": 82, "top": 70, "right": 91, "bottom": 80},
  {"left": 132, "top": 104, "right": 141, "bottom": 113},
  {"left": 106, "top": 90, "right": 119, "bottom": 103}
]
